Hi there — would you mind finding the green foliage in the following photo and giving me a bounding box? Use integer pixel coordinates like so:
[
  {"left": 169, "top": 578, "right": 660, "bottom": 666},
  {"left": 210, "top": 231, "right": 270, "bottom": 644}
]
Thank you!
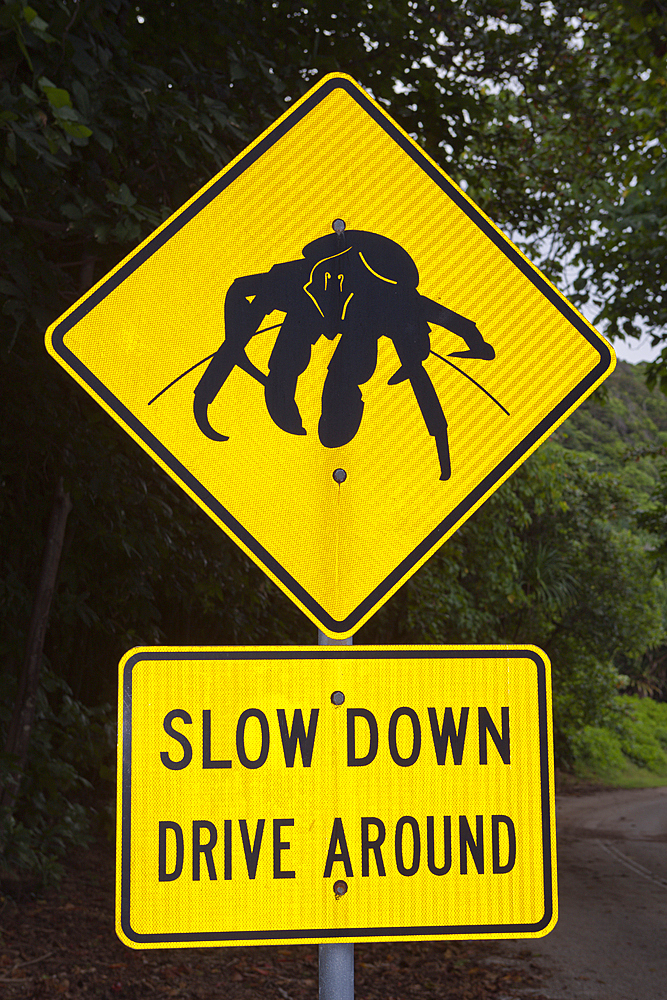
[
  {"left": 3, "top": 1, "right": 667, "bottom": 878},
  {"left": 0, "top": 669, "right": 114, "bottom": 883},
  {"left": 554, "top": 361, "right": 667, "bottom": 505},
  {"left": 552, "top": 362, "right": 667, "bottom": 703},
  {"left": 5, "top": 1, "right": 666, "bottom": 347},
  {"left": 637, "top": 463, "right": 667, "bottom": 568},
  {"left": 571, "top": 695, "right": 667, "bottom": 782},
  {"left": 615, "top": 696, "right": 667, "bottom": 770},
  {"left": 1, "top": 0, "right": 259, "bottom": 346},
  {"left": 360, "top": 439, "right": 666, "bottom": 764},
  {"left": 579, "top": 154, "right": 667, "bottom": 355},
  {"left": 550, "top": 3, "right": 667, "bottom": 365},
  {"left": 570, "top": 725, "right": 629, "bottom": 779}
]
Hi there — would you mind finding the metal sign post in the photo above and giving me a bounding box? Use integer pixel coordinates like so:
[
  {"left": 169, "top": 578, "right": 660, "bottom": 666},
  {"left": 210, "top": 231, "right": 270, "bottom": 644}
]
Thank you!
[{"left": 318, "top": 629, "right": 354, "bottom": 1000}]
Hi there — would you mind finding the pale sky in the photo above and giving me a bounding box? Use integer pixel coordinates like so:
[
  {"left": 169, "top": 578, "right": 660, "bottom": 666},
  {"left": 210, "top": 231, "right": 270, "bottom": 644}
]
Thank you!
[{"left": 610, "top": 335, "right": 661, "bottom": 366}]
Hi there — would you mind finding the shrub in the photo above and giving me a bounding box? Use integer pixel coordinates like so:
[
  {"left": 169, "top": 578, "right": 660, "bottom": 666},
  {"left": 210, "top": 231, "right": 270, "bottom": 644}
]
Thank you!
[
  {"left": 570, "top": 695, "right": 667, "bottom": 780},
  {"left": 0, "top": 670, "right": 114, "bottom": 885},
  {"left": 569, "top": 725, "right": 627, "bottom": 778}
]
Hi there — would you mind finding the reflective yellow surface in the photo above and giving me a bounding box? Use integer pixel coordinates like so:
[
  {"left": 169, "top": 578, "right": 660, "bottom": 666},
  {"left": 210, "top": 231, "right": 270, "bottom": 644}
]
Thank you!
[
  {"left": 46, "top": 75, "right": 614, "bottom": 636},
  {"left": 116, "top": 645, "right": 556, "bottom": 947}
]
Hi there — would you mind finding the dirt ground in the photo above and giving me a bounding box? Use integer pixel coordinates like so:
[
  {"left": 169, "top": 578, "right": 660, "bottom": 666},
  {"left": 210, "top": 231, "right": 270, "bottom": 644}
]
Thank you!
[
  {"left": 0, "top": 835, "right": 549, "bottom": 1000},
  {"left": 503, "top": 784, "right": 667, "bottom": 1000}
]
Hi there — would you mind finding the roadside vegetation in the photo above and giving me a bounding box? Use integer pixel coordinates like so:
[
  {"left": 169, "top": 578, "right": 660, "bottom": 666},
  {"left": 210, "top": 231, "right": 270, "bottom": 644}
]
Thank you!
[
  {"left": 571, "top": 697, "right": 667, "bottom": 787},
  {"left": 2, "top": 0, "right": 667, "bottom": 880},
  {"left": 553, "top": 361, "right": 667, "bottom": 786}
]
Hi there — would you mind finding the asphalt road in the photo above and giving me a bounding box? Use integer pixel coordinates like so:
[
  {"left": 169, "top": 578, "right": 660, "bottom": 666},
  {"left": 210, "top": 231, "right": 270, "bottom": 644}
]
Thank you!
[{"left": 503, "top": 786, "right": 667, "bottom": 1000}]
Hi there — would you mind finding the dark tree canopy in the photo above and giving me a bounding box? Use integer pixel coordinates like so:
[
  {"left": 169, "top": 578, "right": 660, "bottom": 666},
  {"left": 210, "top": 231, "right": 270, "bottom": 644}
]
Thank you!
[
  {"left": 1, "top": 2, "right": 667, "bottom": 865},
  {"left": 2, "top": 0, "right": 666, "bottom": 678}
]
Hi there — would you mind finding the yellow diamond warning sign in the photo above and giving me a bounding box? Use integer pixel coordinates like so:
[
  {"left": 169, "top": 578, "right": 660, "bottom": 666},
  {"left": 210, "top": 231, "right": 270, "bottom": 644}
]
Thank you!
[
  {"left": 117, "top": 645, "right": 556, "bottom": 947},
  {"left": 46, "top": 74, "right": 614, "bottom": 638}
]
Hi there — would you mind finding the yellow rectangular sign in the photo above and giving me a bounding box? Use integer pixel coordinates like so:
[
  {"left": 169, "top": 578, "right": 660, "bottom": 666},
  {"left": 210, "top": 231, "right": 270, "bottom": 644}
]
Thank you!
[{"left": 117, "top": 646, "right": 556, "bottom": 947}]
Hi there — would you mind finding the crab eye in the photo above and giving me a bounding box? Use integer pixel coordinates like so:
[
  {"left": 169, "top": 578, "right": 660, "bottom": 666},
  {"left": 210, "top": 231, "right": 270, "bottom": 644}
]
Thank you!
[{"left": 324, "top": 271, "right": 331, "bottom": 290}]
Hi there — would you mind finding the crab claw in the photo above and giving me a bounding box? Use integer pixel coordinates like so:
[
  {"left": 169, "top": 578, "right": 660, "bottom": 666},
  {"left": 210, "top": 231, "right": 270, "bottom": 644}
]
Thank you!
[
  {"left": 448, "top": 343, "right": 495, "bottom": 361},
  {"left": 264, "top": 380, "right": 307, "bottom": 436},
  {"left": 193, "top": 396, "right": 229, "bottom": 442}
]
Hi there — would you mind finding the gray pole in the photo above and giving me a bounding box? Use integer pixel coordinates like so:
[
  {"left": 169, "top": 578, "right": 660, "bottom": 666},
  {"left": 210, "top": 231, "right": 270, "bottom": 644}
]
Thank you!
[{"left": 318, "top": 629, "right": 354, "bottom": 1000}]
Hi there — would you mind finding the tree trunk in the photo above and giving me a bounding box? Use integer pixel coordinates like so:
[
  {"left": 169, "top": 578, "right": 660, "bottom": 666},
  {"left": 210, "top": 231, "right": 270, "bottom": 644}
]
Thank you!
[{"left": 0, "top": 478, "right": 72, "bottom": 818}]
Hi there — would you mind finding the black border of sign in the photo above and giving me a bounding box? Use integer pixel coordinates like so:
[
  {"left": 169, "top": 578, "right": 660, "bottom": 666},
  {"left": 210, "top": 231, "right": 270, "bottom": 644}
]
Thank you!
[
  {"left": 50, "top": 76, "right": 612, "bottom": 635},
  {"left": 119, "top": 647, "right": 554, "bottom": 945}
]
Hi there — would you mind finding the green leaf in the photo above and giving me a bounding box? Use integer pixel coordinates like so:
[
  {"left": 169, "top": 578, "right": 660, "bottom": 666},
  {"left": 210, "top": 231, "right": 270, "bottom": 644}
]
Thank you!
[
  {"left": 174, "top": 146, "right": 194, "bottom": 168},
  {"left": 38, "top": 78, "right": 72, "bottom": 110},
  {"left": 44, "top": 88, "right": 73, "bottom": 109},
  {"left": 14, "top": 26, "right": 33, "bottom": 71},
  {"left": 23, "top": 5, "right": 51, "bottom": 34},
  {"left": 71, "top": 80, "right": 91, "bottom": 119},
  {"left": 20, "top": 83, "right": 39, "bottom": 103},
  {"left": 106, "top": 182, "right": 137, "bottom": 208},
  {"left": 6, "top": 132, "right": 17, "bottom": 166},
  {"left": 60, "top": 121, "right": 92, "bottom": 139},
  {"left": 70, "top": 39, "right": 99, "bottom": 77},
  {"left": 59, "top": 202, "right": 82, "bottom": 220},
  {"left": 92, "top": 128, "right": 113, "bottom": 152},
  {"left": 53, "top": 105, "right": 82, "bottom": 122},
  {"left": 1, "top": 165, "right": 20, "bottom": 190}
]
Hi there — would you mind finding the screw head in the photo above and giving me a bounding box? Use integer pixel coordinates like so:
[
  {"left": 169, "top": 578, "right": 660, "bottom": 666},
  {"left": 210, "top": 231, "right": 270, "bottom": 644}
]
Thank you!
[
  {"left": 331, "top": 691, "right": 345, "bottom": 706},
  {"left": 332, "top": 219, "right": 346, "bottom": 234},
  {"left": 333, "top": 468, "right": 347, "bottom": 484},
  {"left": 333, "top": 880, "right": 348, "bottom": 897}
]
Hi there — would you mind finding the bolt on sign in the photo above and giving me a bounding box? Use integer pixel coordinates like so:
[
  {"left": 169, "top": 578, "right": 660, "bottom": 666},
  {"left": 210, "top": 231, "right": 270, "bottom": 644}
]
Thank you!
[
  {"left": 45, "top": 74, "right": 615, "bottom": 639},
  {"left": 117, "top": 646, "right": 555, "bottom": 948}
]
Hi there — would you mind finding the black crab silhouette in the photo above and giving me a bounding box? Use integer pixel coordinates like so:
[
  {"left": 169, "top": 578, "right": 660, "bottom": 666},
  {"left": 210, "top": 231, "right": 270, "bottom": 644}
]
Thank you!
[{"left": 154, "top": 225, "right": 500, "bottom": 481}]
